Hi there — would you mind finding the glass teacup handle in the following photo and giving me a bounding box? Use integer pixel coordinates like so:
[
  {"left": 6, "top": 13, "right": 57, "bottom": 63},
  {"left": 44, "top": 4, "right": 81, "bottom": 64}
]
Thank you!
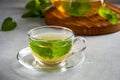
[{"left": 72, "top": 37, "right": 86, "bottom": 54}]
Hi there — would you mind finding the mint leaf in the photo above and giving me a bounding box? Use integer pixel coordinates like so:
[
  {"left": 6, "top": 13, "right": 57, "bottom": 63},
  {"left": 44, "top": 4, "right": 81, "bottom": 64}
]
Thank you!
[
  {"left": 35, "top": 0, "right": 41, "bottom": 8},
  {"left": 62, "top": 1, "right": 91, "bottom": 16},
  {"left": 22, "top": 0, "right": 52, "bottom": 18},
  {"left": 30, "top": 40, "right": 53, "bottom": 47},
  {"left": 1, "top": 17, "right": 17, "bottom": 31},
  {"left": 22, "top": 10, "right": 44, "bottom": 18},
  {"left": 25, "top": 0, "right": 36, "bottom": 10},
  {"left": 29, "top": 39, "right": 72, "bottom": 59},
  {"left": 52, "top": 40, "right": 72, "bottom": 58},
  {"left": 98, "top": 7, "right": 112, "bottom": 19},
  {"left": 107, "top": 13, "right": 118, "bottom": 24},
  {"left": 98, "top": 7, "right": 118, "bottom": 24},
  {"left": 52, "top": 40, "right": 71, "bottom": 47},
  {"left": 29, "top": 41, "right": 53, "bottom": 59},
  {"left": 39, "top": 2, "right": 52, "bottom": 13},
  {"left": 77, "top": 3, "right": 91, "bottom": 16}
]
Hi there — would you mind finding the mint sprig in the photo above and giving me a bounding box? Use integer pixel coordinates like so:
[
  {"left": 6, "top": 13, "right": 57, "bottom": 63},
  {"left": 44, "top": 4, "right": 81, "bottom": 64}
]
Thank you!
[
  {"left": 29, "top": 39, "right": 72, "bottom": 59},
  {"left": 22, "top": 0, "right": 52, "bottom": 18},
  {"left": 98, "top": 7, "right": 118, "bottom": 24},
  {"left": 1, "top": 17, "right": 17, "bottom": 31},
  {"left": 30, "top": 41, "right": 53, "bottom": 59}
]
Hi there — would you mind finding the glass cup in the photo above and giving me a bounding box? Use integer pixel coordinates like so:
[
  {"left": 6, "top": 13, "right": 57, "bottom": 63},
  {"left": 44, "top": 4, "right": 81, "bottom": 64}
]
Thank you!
[
  {"left": 27, "top": 26, "right": 86, "bottom": 67},
  {"left": 50, "top": 0, "right": 106, "bottom": 16}
]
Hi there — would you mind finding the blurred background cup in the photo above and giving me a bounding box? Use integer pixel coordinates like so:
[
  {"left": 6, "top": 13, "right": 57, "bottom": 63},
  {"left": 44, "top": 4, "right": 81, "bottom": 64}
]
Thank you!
[{"left": 50, "top": 0, "right": 106, "bottom": 16}]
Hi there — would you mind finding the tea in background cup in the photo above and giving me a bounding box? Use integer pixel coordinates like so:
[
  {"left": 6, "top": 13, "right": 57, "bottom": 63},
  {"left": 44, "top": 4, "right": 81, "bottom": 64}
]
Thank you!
[
  {"left": 51, "top": 0, "right": 106, "bottom": 16},
  {"left": 28, "top": 26, "right": 86, "bottom": 66}
]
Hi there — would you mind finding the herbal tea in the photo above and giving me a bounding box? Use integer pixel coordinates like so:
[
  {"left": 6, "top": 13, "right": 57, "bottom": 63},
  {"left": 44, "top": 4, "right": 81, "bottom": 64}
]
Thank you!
[
  {"left": 28, "top": 33, "right": 72, "bottom": 65},
  {"left": 51, "top": 0, "right": 104, "bottom": 16}
]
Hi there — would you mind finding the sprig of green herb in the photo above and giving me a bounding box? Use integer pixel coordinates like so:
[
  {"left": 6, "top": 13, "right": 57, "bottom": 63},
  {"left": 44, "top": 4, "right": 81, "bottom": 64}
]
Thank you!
[
  {"left": 22, "top": 0, "right": 52, "bottom": 18},
  {"left": 29, "top": 39, "right": 72, "bottom": 59},
  {"left": 98, "top": 7, "right": 118, "bottom": 24},
  {"left": 1, "top": 17, "right": 17, "bottom": 31}
]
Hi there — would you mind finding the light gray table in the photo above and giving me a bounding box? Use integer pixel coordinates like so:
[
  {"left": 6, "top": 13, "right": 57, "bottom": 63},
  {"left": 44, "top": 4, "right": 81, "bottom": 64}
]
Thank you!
[{"left": 0, "top": 0, "right": 120, "bottom": 80}]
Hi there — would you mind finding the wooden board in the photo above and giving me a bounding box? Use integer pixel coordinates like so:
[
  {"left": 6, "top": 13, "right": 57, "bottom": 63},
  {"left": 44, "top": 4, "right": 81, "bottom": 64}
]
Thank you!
[{"left": 45, "top": 3, "right": 120, "bottom": 35}]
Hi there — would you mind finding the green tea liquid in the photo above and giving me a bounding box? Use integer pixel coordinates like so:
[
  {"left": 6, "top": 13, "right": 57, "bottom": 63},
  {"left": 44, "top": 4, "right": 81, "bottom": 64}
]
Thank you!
[
  {"left": 51, "top": 0, "right": 103, "bottom": 16},
  {"left": 29, "top": 33, "right": 72, "bottom": 65}
]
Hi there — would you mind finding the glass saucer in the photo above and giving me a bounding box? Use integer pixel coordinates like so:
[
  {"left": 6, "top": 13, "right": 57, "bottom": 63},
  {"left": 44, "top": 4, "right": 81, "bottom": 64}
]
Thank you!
[{"left": 17, "top": 47, "right": 85, "bottom": 72}]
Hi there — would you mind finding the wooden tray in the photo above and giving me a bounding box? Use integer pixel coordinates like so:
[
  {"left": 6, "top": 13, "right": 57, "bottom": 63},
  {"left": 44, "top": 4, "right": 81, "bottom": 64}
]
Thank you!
[{"left": 45, "top": 3, "right": 120, "bottom": 35}]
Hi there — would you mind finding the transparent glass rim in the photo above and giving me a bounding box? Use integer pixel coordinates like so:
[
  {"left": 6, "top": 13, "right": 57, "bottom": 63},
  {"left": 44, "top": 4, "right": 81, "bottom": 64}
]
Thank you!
[{"left": 27, "top": 26, "right": 75, "bottom": 41}]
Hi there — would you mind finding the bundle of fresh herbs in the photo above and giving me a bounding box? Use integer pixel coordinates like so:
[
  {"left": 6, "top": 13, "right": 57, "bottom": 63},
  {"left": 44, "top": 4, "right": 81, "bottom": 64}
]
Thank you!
[{"left": 22, "top": 0, "right": 52, "bottom": 18}]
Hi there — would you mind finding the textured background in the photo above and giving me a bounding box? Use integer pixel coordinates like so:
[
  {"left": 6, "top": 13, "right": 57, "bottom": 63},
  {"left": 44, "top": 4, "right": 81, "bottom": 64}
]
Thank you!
[{"left": 107, "top": 0, "right": 120, "bottom": 3}]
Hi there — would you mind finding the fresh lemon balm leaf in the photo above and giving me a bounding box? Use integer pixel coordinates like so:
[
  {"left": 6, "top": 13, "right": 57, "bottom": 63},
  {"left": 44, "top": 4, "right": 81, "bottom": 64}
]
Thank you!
[
  {"left": 35, "top": 0, "right": 41, "bottom": 8},
  {"left": 22, "top": 0, "right": 52, "bottom": 18},
  {"left": 1, "top": 17, "right": 17, "bottom": 31},
  {"left": 30, "top": 41, "right": 53, "bottom": 59},
  {"left": 40, "top": 2, "right": 52, "bottom": 13},
  {"left": 98, "top": 7, "right": 112, "bottom": 19},
  {"left": 22, "top": 10, "right": 44, "bottom": 18},
  {"left": 107, "top": 13, "right": 118, "bottom": 24},
  {"left": 25, "top": 0, "right": 36, "bottom": 10},
  {"left": 77, "top": 3, "right": 91, "bottom": 16},
  {"left": 98, "top": 7, "right": 118, "bottom": 24},
  {"left": 62, "top": 1, "right": 91, "bottom": 16}
]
